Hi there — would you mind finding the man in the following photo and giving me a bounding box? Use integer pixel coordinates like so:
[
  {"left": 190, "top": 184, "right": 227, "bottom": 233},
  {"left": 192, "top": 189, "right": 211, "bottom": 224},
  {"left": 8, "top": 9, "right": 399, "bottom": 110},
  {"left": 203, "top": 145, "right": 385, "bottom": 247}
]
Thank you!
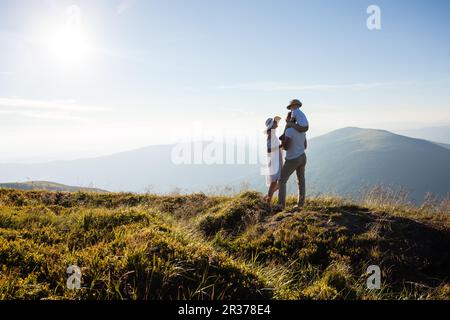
[
  {"left": 287, "top": 99, "right": 309, "bottom": 133},
  {"left": 277, "top": 99, "right": 309, "bottom": 211}
]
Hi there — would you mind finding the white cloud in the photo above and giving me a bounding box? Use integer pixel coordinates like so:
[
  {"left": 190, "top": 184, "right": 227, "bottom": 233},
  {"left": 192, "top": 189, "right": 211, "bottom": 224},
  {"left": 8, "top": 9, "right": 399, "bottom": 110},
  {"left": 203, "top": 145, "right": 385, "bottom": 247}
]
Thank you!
[
  {"left": 0, "top": 97, "right": 109, "bottom": 121},
  {"left": 0, "top": 97, "right": 108, "bottom": 112},
  {"left": 0, "top": 71, "right": 12, "bottom": 75},
  {"left": 0, "top": 109, "right": 84, "bottom": 121},
  {"left": 218, "top": 81, "right": 412, "bottom": 92}
]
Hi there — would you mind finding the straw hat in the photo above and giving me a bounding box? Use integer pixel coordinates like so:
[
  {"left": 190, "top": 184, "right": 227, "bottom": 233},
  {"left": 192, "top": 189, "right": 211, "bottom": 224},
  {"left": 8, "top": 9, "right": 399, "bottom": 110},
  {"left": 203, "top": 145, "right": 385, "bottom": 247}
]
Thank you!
[
  {"left": 265, "top": 116, "right": 282, "bottom": 130},
  {"left": 286, "top": 99, "right": 303, "bottom": 109}
]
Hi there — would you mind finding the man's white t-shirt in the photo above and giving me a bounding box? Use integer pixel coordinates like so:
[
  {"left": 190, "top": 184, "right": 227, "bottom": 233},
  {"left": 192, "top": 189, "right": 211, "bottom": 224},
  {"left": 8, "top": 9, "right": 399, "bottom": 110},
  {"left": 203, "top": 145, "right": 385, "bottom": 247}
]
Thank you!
[
  {"left": 291, "top": 108, "right": 309, "bottom": 127},
  {"left": 285, "top": 128, "right": 306, "bottom": 160}
]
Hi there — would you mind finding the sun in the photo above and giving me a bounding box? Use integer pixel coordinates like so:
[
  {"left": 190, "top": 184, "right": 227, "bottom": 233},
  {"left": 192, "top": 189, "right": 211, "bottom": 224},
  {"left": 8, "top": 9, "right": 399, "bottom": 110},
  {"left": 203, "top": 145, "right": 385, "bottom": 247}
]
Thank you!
[
  {"left": 46, "top": 27, "right": 89, "bottom": 66},
  {"left": 43, "top": 5, "right": 91, "bottom": 67}
]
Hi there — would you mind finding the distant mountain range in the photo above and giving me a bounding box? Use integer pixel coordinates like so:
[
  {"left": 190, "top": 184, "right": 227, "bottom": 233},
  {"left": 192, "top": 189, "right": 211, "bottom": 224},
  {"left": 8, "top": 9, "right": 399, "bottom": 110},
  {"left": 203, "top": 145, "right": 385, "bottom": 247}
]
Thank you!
[
  {"left": 0, "top": 181, "right": 107, "bottom": 193},
  {"left": 305, "top": 127, "right": 450, "bottom": 202},
  {"left": 0, "top": 144, "right": 259, "bottom": 194},
  {"left": 1, "top": 127, "right": 449, "bottom": 203},
  {"left": 399, "top": 125, "right": 450, "bottom": 144},
  {"left": 435, "top": 142, "right": 450, "bottom": 150}
]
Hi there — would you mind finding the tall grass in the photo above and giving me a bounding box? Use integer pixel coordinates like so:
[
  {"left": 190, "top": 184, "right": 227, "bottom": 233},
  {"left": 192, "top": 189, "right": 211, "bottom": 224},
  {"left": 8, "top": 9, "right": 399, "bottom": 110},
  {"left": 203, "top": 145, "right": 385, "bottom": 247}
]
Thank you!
[{"left": 0, "top": 188, "right": 449, "bottom": 300}]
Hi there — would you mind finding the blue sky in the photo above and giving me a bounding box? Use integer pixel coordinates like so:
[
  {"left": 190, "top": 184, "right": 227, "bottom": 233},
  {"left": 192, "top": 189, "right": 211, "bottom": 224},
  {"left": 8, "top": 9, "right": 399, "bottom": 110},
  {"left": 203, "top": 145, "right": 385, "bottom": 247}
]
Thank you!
[{"left": 0, "top": 0, "right": 449, "bottom": 162}]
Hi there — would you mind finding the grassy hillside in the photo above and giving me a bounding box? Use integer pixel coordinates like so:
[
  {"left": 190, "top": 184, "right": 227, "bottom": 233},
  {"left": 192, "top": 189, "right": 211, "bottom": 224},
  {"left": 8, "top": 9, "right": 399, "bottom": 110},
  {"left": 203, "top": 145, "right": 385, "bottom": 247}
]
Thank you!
[
  {"left": 0, "top": 181, "right": 107, "bottom": 193},
  {"left": 0, "top": 189, "right": 449, "bottom": 300}
]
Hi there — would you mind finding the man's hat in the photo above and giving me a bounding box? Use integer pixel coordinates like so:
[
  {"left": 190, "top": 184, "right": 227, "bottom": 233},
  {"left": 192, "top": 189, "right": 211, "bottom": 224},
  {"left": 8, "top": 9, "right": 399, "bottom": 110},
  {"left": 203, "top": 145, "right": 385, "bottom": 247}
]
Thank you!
[{"left": 287, "top": 99, "right": 302, "bottom": 109}]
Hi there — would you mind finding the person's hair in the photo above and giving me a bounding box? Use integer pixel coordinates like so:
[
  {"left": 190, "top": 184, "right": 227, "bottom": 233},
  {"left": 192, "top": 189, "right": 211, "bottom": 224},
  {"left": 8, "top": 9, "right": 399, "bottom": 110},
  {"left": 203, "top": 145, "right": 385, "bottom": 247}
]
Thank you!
[
  {"left": 266, "top": 119, "right": 276, "bottom": 136},
  {"left": 286, "top": 111, "right": 292, "bottom": 122}
]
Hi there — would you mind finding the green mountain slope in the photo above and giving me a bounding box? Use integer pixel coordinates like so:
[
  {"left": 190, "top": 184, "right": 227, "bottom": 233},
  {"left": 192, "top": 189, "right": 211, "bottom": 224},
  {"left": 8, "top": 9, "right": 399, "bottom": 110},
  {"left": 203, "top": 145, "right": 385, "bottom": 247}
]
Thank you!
[
  {"left": 0, "top": 189, "right": 448, "bottom": 300},
  {"left": 306, "top": 127, "right": 450, "bottom": 202}
]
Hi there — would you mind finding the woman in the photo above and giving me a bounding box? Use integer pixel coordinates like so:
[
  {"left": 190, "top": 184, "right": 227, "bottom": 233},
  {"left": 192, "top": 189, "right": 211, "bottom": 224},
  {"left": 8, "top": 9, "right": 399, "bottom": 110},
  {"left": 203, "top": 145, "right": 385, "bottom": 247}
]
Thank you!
[{"left": 263, "top": 116, "right": 283, "bottom": 203}]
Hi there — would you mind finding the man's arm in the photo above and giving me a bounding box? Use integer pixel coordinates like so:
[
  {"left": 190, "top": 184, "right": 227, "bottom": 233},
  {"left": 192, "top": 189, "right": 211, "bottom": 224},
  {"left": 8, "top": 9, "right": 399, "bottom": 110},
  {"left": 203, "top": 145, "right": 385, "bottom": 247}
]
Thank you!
[
  {"left": 286, "top": 122, "right": 309, "bottom": 133},
  {"left": 282, "top": 137, "right": 291, "bottom": 150}
]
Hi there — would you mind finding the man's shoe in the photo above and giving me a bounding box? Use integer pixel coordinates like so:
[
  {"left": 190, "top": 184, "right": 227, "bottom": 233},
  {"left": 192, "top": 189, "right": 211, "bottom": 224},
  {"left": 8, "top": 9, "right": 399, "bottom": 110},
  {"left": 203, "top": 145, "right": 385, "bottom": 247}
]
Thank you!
[
  {"left": 272, "top": 204, "right": 284, "bottom": 213},
  {"left": 292, "top": 205, "right": 304, "bottom": 212}
]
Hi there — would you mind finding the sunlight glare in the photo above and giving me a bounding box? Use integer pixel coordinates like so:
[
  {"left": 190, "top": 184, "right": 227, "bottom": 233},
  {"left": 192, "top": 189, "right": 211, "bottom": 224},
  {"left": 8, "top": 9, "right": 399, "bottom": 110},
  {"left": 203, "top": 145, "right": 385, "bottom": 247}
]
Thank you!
[
  {"left": 45, "top": 5, "right": 91, "bottom": 67},
  {"left": 47, "top": 28, "right": 89, "bottom": 65}
]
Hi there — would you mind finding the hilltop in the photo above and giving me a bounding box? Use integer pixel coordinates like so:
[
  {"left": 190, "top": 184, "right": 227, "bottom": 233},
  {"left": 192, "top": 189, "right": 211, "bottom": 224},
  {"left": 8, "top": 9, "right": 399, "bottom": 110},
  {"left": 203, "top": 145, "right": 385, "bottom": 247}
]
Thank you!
[
  {"left": 0, "top": 181, "right": 107, "bottom": 193},
  {"left": 0, "top": 189, "right": 449, "bottom": 300}
]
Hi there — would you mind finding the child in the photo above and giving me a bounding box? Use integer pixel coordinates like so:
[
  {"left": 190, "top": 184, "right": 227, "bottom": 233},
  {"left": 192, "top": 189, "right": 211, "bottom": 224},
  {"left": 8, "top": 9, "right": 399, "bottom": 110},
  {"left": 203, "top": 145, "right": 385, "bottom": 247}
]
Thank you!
[
  {"left": 280, "top": 112, "right": 307, "bottom": 151},
  {"left": 286, "top": 99, "right": 308, "bottom": 150},
  {"left": 264, "top": 116, "right": 282, "bottom": 203}
]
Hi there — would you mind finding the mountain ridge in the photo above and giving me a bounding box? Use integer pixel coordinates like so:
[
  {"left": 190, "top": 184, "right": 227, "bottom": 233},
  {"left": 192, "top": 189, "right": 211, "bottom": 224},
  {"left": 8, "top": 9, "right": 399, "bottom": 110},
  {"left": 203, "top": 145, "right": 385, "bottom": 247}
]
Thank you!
[
  {"left": 306, "top": 127, "right": 450, "bottom": 202},
  {"left": 0, "top": 181, "right": 108, "bottom": 193},
  {"left": 398, "top": 125, "right": 450, "bottom": 144},
  {"left": 0, "top": 127, "right": 449, "bottom": 202}
]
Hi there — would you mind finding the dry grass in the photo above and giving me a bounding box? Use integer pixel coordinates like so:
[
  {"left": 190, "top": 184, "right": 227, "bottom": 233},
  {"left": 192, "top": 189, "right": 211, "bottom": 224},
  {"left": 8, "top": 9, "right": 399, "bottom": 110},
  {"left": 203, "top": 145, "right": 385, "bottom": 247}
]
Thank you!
[{"left": 0, "top": 188, "right": 449, "bottom": 300}]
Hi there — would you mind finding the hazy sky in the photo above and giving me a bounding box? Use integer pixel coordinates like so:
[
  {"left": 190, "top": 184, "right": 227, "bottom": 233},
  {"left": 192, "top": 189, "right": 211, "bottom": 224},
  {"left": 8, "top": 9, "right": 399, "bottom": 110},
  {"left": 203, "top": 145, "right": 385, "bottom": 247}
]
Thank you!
[{"left": 1, "top": 0, "right": 450, "bottom": 162}]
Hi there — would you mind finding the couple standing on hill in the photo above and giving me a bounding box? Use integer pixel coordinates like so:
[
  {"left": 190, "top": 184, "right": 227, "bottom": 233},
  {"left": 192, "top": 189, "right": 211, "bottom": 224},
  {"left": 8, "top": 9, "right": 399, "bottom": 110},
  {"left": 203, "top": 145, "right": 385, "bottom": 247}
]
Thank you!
[{"left": 264, "top": 99, "right": 309, "bottom": 211}]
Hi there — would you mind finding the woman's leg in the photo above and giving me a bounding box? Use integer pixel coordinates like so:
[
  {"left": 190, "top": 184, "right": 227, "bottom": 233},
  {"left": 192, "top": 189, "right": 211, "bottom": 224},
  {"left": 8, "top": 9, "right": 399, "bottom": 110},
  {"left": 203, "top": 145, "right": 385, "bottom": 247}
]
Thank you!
[
  {"left": 266, "top": 181, "right": 278, "bottom": 202},
  {"left": 273, "top": 182, "right": 279, "bottom": 192}
]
